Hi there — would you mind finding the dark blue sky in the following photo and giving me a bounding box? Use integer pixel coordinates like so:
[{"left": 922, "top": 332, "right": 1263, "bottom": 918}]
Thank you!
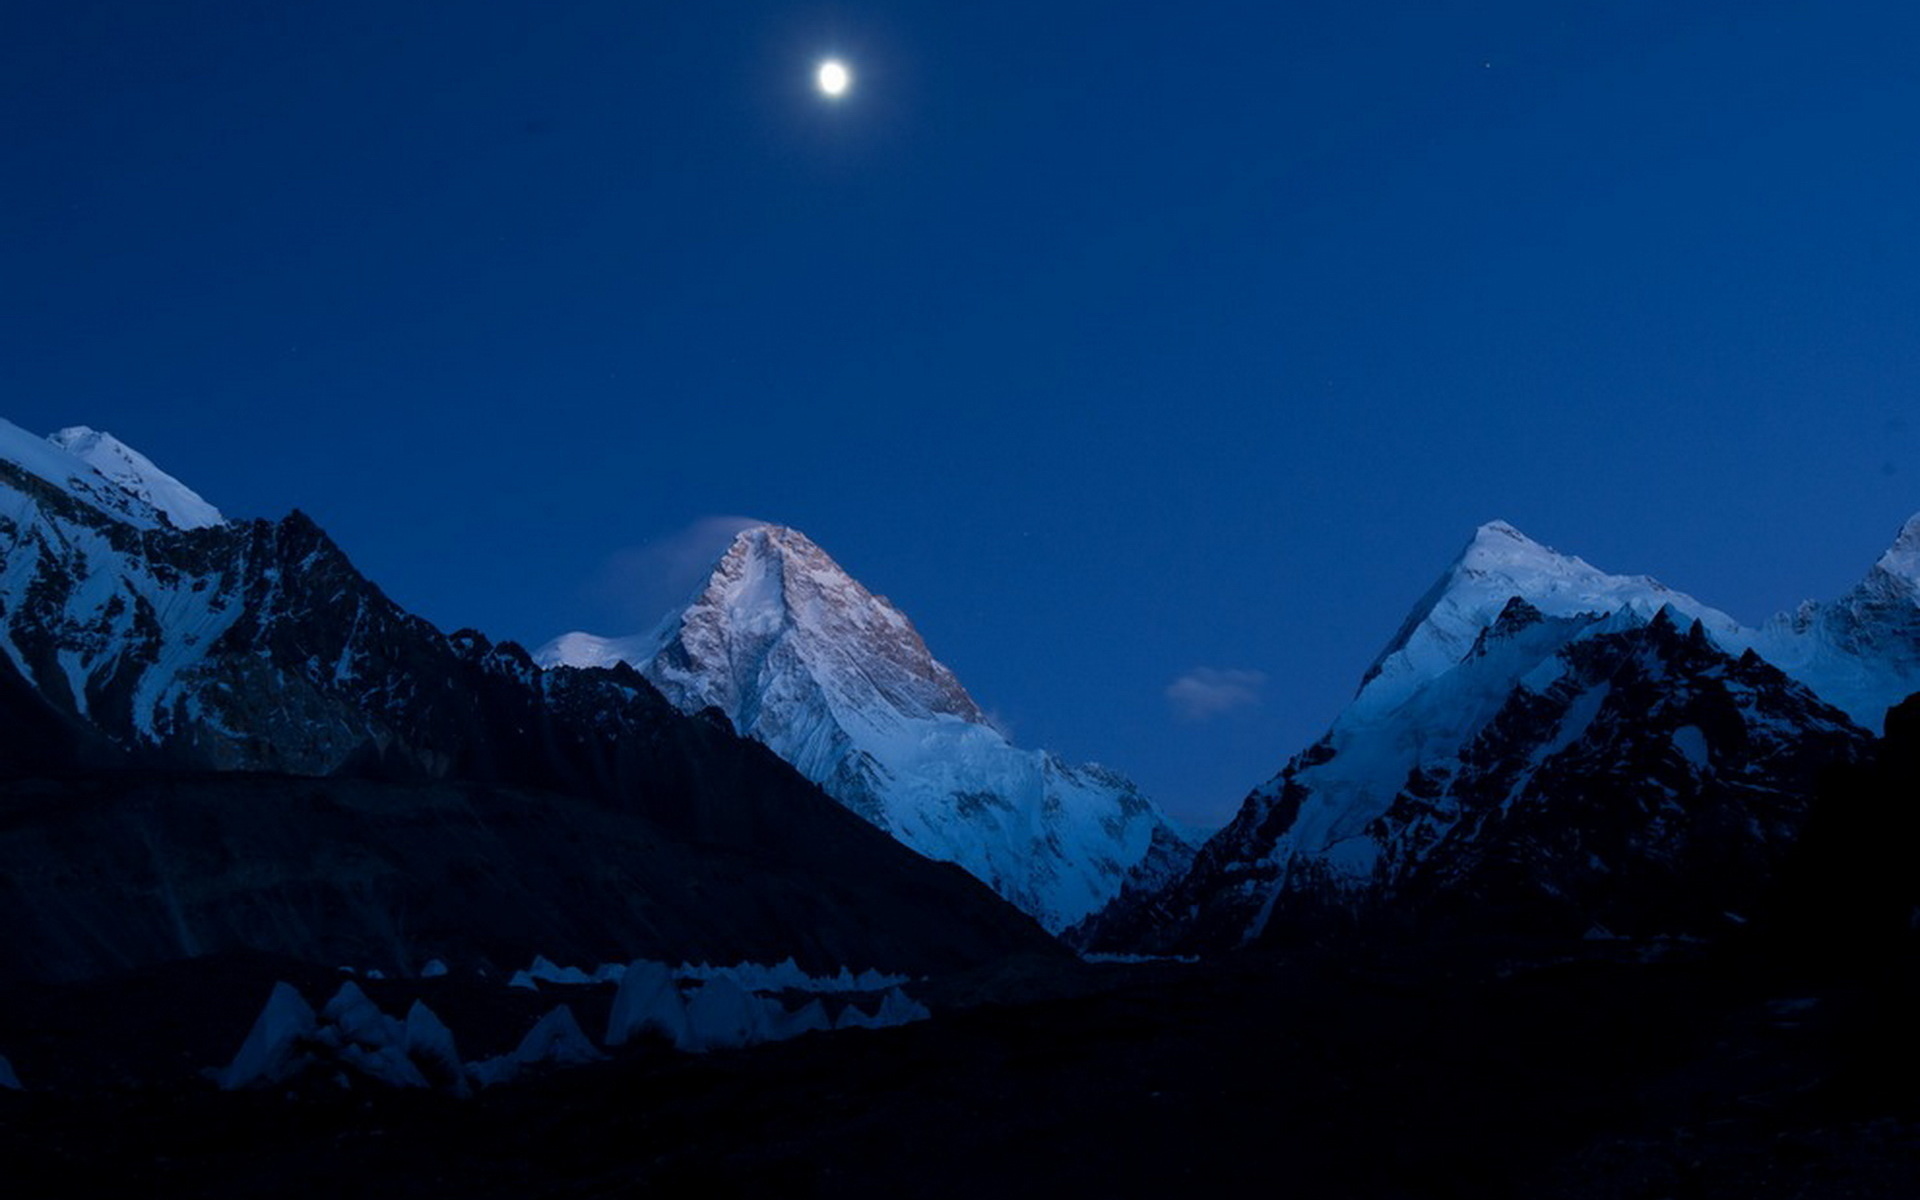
[{"left": 6, "top": 2, "right": 1918, "bottom": 826}]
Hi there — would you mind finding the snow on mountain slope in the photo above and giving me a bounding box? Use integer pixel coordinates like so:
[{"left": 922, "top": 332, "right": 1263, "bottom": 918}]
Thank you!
[
  {"left": 1084, "top": 518, "right": 1910, "bottom": 953},
  {"left": 1264, "top": 523, "right": 1756, "bottom": 893},
  {"left": 538, "top": 524, "right": 1192, "bottom": 932},
  {"left": 47, "top": 426, "right": 224, "bottom": 530},
  {"left": 0, "top": 418, "right": 561, "bottom": 772},
  {"left": 0, "top": 418, "right": 178, "bottom": 531},
  {"left": 1349, "top": 515, "right": 1920, "bottom": 733},
  {"left": 1741, "top": 513, "right": 1920, "bottom": 733},
  {"left": 0, "top": 421, "right": 245, "bottom": 745},
  {"left": 1357, "top": 520, "right": 1745, "bottom": 717}
]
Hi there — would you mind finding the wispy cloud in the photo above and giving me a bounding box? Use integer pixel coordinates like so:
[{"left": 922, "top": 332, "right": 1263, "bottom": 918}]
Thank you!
[
  {"left": 590, "top": 514, "right": 765, "bottom": 629},
  {"left": 1165, "top": 667, "right": 1266, "bottom": 722}
]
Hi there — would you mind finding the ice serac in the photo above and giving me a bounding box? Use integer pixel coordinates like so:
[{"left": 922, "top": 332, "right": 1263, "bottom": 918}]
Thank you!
[
  {"left": 538, "top": 524, "right": 1193, "bottom": 932},
  {"left": 1085, "top": 521, "right": 1886, "bottom": 954},
  {"left": 46, "top": 426, "right": 224, "bottom": 530},
  {"left": 469, "top": 1005, "right": 605, "bottom": 1087},
  {"left": 218, "top": 982, "right": 319, "bottom": 1090}
]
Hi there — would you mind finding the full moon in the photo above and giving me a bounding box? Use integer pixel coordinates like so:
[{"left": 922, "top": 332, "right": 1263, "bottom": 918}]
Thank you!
[{"left": 816, "top": 59, "right": 851, "bottom": 98}]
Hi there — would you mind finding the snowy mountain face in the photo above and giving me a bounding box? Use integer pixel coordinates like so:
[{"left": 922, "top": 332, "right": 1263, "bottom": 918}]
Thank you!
[
  {"left": 0, "top": 419, "right": 194, "bottom": 533},
  {"left": 539, "top": 524, "right": 1192, "bottom": 932},
  {"left": 1742, "top": 513, "right": 1920, "bottom": 732},
  {"left": 45, "top": 425, "right": 224, "bottom": 531},
  {"left": 0, "top": 424, "right": 460, "bottom": 774},
  {"left": 1085, "top": 519, "right": 1909, "bottom": 953},
  {"left": 1354, "top": 520, "right": 1746, "bottom": 716},
  {"left": 0, "top": 417, "right": 657, "bottom": 779},
  {"left": 0, "top": 422, "right": 1059, "bottom": 980}
]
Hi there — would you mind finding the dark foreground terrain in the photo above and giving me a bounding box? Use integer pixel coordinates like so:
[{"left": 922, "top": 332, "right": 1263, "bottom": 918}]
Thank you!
[{"left": 1, "top": 938, "right": 1916, "bottom": 1199}]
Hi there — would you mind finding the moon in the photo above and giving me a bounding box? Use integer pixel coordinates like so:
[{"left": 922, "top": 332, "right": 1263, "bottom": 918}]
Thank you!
[{"left": 816, "top": 59, "right": 851, "bottom": 98}]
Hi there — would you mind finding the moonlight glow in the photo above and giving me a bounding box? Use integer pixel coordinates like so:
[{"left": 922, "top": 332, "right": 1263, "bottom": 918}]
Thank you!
[{"left": 817, "top": 59, "right": 851, "bottom": 98}]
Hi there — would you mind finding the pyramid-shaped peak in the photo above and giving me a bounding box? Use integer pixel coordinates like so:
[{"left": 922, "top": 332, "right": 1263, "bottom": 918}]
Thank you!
[
  {"left": 1475, "top": 518, "right": 1530, "bottom": 541},
  {"left": 728, "top": 521, "right": 801, "bottom": 547},
  {"left": 1356, "top": 519, "right": 1742, "bottom": 714},
  {"left": 1442, "top": 519, "right": 1726, "bottom": 619},
  {"left": 1455, "top": 519, "right": 1577, "bottom": 572},
  {"left": 698, "top": 523, "right": 870, "bottom": 618},
  {"left": 723, "top": 522, "right": 835, "bottom": 564},
  {"left": 668, "top": 522, "right": 986, "bottom": 726},
  {"left": 544, "top": 518, "right": 1184, "bottom": 930}
]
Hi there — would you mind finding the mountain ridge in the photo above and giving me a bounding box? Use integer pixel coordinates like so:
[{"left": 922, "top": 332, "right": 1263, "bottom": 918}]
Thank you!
[{"left": 0, "top": 423, "right": 1058, "bottom": 980}]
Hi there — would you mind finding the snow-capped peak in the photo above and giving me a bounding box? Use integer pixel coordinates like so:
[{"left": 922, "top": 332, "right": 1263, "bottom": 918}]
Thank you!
[
  {"left": 46, "top": 426, "right": 224, "bottom": 530},
  {"left": 1456, "top": 519, "right": 1646, "bottom": 592},
  {"left": 1875, "top": 511, "right": 1920, "bottom": 592},
  {"left": 1357, "top": 520, "right": 1741, "bottom": 715},
  {"left": 654, "top": 523, "right": 986, "bottom": 728},
  {"left": 0, "top": 417, "right": 163, "bottom": 530},
  {"left": 540, "top": 522, "right": 1191, "bottom": 931},
  {"left": 1462, "top": 518, "right": 1551, "bottom": 561}
]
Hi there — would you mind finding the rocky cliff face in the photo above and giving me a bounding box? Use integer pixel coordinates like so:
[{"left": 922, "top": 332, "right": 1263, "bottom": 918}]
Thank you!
[{"left": 541, "top": 524, "right": 1191, "bottom": 932}]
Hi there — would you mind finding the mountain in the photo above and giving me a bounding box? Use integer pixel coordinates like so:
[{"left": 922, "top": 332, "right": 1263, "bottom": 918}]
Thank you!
[
  {"left": 1082, "top": 519, "right": 1907, "bottom": 952},
  {"left": 1352, "top": 520, "right": 1744, "bottom": 714},
  {"left": 1742, "top": 513, "right": 1920, "bottom": 732},
  {"left": 0, "top": 421, "right": 1058, "bottom": 980},
  {"left": 538, "top": 524, "right": 1192, "bottom": 932}
]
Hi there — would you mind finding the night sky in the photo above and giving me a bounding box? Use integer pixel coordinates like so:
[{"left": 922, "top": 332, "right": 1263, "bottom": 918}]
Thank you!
[{"left": 6, "top": 2, "right": 1918, "bottom": 827}]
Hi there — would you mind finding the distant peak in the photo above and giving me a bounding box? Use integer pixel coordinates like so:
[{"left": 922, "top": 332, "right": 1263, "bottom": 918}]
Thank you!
[
  {"left": 1443, "top": 518, "right": 1582, "bottom": 579},
  {"left": 663, "top": 521, "right": 987, "bottom": 727},
  {"left": 1875, "top": 510, "right": 1920, "bottom": 585},
  {"left": 708, "top": 524, "right": 864, "bottom": 604},
  {"left": 733, "top": 522, "right": 834, "bottom": 556},
  {"left": 1356, "top": 517, "right": 1742, "bottom": 711},
  {"left": 1453, "top": 519, "right": 1572, "bottom": 575},
  {"left": 728, "top": 522, "right": 817, "bottom": 555},
  {"left": 1892, "top": 511, "right": 1920, "bottom": 553}
]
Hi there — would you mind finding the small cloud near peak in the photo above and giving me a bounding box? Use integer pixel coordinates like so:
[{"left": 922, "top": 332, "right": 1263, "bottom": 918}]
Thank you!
[
  {"left": 1166, "top": 667, "right": 1266, "bottom": 722},
  {"left": 592, "top": 514, "right": 766, "bottom": 628}
]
